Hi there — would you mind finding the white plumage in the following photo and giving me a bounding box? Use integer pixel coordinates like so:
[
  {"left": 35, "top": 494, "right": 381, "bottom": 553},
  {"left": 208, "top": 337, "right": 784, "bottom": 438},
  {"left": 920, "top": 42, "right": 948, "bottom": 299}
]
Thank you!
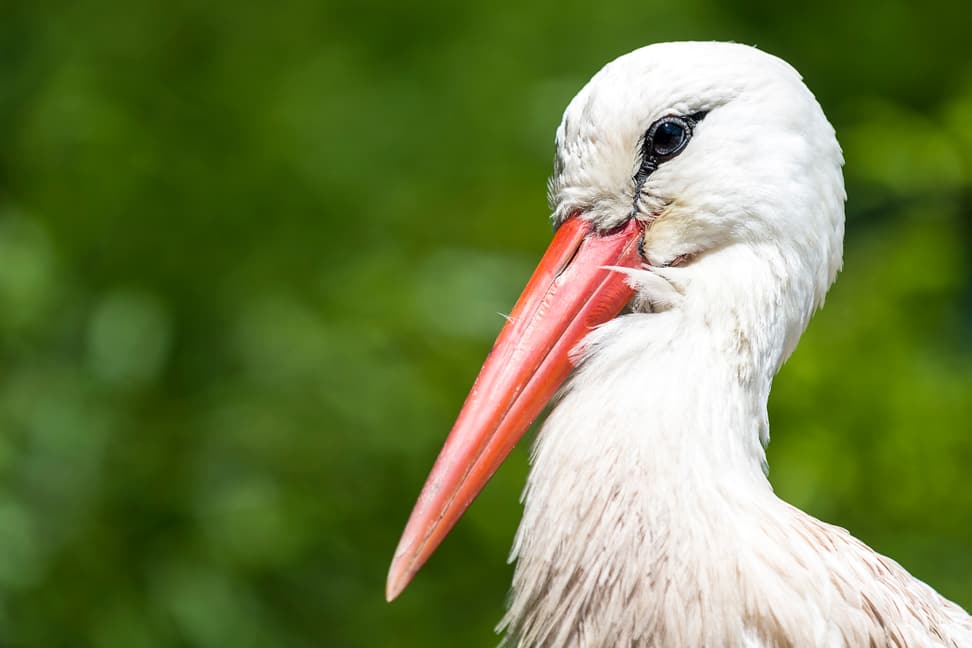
[{"left": 389, "top": 41, "right": 972, "bottom": 647}]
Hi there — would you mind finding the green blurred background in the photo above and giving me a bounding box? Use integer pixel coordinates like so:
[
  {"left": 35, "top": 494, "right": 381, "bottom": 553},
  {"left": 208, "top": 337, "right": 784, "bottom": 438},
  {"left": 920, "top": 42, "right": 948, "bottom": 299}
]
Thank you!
[{"left": 0, "top": 0, "right": 971, "bottom": 646}]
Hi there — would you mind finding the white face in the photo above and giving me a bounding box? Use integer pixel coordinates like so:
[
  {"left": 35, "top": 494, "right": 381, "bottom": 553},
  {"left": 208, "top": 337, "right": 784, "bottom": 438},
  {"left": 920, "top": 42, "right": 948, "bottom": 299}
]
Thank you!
[{"left": 548, "top": 42, "right": 845, "bottom": 296}]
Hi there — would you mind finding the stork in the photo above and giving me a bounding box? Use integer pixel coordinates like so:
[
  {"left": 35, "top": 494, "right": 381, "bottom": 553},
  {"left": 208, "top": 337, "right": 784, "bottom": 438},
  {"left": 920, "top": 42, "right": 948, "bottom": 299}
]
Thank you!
[{"left": 386, "top": 42, "right": 972, "bottom": 646}]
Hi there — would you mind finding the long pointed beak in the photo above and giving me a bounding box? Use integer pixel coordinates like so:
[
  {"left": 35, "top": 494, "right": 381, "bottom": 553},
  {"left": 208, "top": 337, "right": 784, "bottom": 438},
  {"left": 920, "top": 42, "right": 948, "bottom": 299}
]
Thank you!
[{"left": 386, "top": 215, "right": 644, "bottom": 601}]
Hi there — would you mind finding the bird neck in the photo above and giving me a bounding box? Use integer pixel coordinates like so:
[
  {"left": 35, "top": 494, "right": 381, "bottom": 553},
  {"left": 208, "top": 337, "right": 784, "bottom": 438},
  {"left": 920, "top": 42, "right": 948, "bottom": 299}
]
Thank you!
[
  {"left": 552, "top": 241, "right": 814, "bottom": 483},
  {"left": 501, "top": 243, "right": 817, "bottom": 644}
]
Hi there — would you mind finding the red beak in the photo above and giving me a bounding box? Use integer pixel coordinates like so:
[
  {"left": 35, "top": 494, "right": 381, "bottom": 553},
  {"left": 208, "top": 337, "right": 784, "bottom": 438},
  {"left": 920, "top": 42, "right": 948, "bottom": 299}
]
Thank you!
[{"left": 386, "top": 215, "right": 644, "bottom": 601}]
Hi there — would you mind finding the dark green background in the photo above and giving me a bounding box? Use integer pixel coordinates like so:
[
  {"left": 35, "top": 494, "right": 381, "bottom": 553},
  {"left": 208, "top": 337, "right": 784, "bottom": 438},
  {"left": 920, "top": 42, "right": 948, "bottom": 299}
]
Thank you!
[{"left": 1, "top": 1, "right": 970, "bottom": 646}]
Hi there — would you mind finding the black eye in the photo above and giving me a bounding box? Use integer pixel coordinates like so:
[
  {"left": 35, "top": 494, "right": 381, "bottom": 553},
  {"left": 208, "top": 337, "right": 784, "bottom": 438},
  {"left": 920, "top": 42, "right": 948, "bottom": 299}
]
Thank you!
[
  {"left": 648, "top": 116, "right": 691, "bottom": 160},
  {"left": 631, "top": 112, "right": 706, "bottom": 218}
]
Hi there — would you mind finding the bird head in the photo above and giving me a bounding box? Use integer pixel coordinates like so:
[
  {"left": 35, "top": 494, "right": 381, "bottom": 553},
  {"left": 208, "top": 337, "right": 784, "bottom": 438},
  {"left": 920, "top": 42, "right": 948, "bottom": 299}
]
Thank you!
[
  {"left": 552, "top": 42, "right": 844, "bottom": 307},
  {"left": 387, "top": 41, "right": 845, "bottom": 600}
]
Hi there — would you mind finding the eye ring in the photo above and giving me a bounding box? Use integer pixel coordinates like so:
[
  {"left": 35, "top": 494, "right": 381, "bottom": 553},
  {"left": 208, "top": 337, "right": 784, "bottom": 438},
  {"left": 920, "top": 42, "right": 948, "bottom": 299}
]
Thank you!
[
  {"left": 646, "top": 115, "right": 692, "bottom": 161},
  {"left": 631, "top": 111, "right": 706, "bottom": 218}
]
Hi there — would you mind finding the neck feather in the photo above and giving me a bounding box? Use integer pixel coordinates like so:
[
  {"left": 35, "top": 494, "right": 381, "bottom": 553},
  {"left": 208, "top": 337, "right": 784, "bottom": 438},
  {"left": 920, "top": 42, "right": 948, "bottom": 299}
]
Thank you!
[{"left": 500, "top": 243, "right": 818, "bottom": 645}]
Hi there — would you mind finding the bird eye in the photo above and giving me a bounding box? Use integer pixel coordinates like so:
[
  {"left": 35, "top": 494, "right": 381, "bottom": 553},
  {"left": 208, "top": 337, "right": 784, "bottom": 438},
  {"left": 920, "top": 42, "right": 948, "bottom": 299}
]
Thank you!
[
  {"left": 648, "top": 116, "right": 691, "bottom": 160},
  {"left": 632, "top": 111, "right": 706, "bottom": 217}
]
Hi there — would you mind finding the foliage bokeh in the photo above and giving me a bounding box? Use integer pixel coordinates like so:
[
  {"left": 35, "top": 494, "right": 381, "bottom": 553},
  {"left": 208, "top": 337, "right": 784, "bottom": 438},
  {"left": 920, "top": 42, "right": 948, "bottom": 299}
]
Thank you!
[{"left": 1, "top": 1, "right": 971, "bottom": 646}]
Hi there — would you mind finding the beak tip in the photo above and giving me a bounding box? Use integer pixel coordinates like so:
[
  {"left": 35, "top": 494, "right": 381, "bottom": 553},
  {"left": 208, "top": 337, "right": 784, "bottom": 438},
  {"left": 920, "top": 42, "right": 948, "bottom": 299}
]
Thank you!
[{"left": 385, "top": 559, "right": 411, "bottom": 602}]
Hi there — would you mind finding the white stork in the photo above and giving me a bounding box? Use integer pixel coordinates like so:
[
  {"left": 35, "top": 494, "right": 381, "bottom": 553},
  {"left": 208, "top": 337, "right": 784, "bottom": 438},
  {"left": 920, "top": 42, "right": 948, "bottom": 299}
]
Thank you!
[{"left": 386, "top": 41, "right": 972, "bottom": 647}]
